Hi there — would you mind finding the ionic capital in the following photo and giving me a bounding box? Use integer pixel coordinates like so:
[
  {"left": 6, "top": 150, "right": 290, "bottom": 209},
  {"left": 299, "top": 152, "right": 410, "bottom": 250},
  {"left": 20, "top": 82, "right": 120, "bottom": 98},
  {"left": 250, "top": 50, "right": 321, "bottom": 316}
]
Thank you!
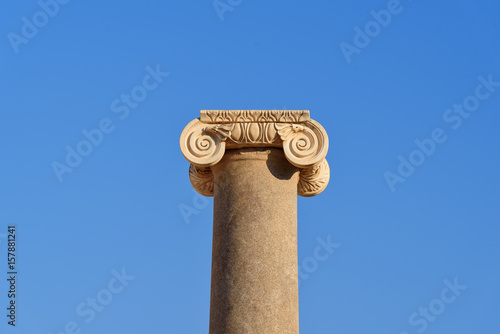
[{"left": 180, "top": 110, "right": 330, "bottom": 197}]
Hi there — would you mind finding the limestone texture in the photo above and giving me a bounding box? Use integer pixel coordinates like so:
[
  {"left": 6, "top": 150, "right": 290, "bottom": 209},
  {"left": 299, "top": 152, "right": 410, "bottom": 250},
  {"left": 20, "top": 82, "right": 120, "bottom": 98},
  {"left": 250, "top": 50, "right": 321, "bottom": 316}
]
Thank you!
[
  {"left": 209, "top": 148, "right": 299, "bottom": 333},
  {"left": 179, "top": 110, "right": 330, "bottom": 333}
]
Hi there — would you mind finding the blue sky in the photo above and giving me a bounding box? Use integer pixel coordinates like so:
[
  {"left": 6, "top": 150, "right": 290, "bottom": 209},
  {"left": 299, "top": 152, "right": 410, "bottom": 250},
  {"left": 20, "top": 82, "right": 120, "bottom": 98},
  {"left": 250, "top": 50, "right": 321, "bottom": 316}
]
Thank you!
[{"left": 1, "top": 0, "right": 499, "bottom": 333}]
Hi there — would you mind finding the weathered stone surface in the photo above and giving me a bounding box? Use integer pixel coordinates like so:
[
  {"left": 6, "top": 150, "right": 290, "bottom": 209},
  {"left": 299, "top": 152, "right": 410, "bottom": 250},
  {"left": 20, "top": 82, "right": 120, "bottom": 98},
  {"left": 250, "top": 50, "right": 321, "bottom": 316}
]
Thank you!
[
  {"left": 179, "top": 110, "right": 330, "bottom": 333},
  {"left": 210, "top": 148, "right": 299, "bottom": 333}
]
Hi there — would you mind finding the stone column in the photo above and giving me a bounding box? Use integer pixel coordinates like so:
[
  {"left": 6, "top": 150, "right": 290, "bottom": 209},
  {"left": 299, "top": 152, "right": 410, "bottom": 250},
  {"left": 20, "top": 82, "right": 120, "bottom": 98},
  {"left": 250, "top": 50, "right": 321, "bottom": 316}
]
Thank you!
[{"left": 180, "top": 110, "right": 329, "bottom": 334}]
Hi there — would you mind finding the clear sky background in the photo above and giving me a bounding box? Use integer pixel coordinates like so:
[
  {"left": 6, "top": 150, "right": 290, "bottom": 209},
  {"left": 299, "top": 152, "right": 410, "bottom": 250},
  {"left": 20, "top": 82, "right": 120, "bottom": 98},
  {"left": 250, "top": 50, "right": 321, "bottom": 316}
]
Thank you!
[{"left": 1, "top": 0, "right": 499, "bottom": 333}]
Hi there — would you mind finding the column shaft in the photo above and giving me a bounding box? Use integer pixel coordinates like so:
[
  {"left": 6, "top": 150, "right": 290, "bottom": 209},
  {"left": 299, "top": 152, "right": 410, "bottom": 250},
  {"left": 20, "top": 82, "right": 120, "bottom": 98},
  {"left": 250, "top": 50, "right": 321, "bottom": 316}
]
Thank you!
[{"left": 209, "top": 148, "right": 299, "bottom": 334}]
